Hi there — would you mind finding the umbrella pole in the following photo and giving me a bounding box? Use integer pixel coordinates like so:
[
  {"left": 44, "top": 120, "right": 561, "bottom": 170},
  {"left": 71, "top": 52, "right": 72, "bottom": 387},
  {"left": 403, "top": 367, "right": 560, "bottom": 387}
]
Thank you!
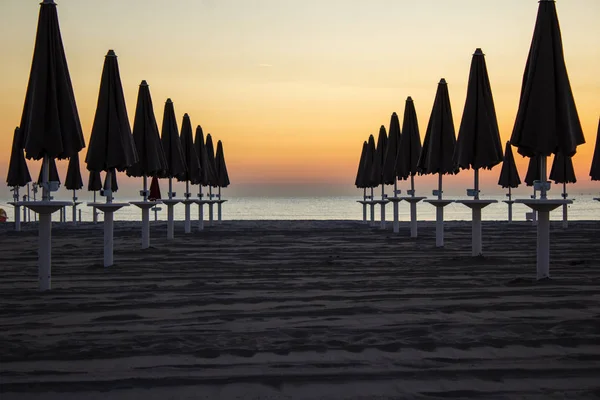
[
  {"left": 562, "top": 182, "right": 568, "bottom": 229},
  {"left": 436, "top": 172, "right": 444, "bottom": 247},
  {"left": 198, "top": 186, "right": 204, "bottom": 231},
  {"left": 27, "top": 183, "right": 31, "bottom": 222},
  {"left": 40, "top": 156, "right": 51, "bottom": 290},
  {"left": 208, "top": 187, "right": 214, "bottom": 226},
  {"left": 185, "top": 181, "right": 191, "bottom": 234},
  {"left": 537, "top": 156, "right": 550, "bottom": 279},
  {"left": 141, "top": 176, "right": 150, "bottom": 249},
  {"left": 218, "top": 187, "right": 222, "bottom": 222},
  {"left": 13, "top": 186, "right": 21, "bottom": 232},
  {"left": 72, "top": 189, "right": 77, "bottom": 224},
  {"left": 392, "top": 179, "right": 399, "bottom": 233},
  {"left": 508, "top": 187, "right": 512, "bottom": 223},
  {"left": 362, "top": 188, "right": 367, "bottom": 223},
  {"left": 93, "top": 191, "right": 98, "bottom": 223},
  {"left": 370, "top": 187, "right": 375, "bottom": 227},
  {"left": 167, "top": 177, "right": 175, "bottom": 239},
  {"left": 472, "top": 169, "right": 482, "bottom": 256},
  {"left": 380, "top": 184, "right": 386, "bottom": 230},
  {"left": 410, "top": 174, "right": 418, "bottom": 238},
  {"left": 104, "top": 169, "right": 114, "bottom": 267}
]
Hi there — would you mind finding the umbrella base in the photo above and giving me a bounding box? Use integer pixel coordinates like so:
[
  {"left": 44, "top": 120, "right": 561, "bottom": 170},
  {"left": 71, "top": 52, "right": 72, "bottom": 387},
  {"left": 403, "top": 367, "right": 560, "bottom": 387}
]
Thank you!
[
  {"left": 424, "top": 200, "right": 454, "bottom": 247},
  {"left": 455, "top": 200, "right": 497, "bottom": 256},
  {"left": 130, "top": 202, "right": 157, "bottom": 249},
  {"left": 88, "top": 203, "right": 129, "bottom": 268},
  {"left": 387, "top": 197, "right": 403, "bottom": 233},
  {"left": 400, "top": 197, "right": 427, "bottom": 238}
]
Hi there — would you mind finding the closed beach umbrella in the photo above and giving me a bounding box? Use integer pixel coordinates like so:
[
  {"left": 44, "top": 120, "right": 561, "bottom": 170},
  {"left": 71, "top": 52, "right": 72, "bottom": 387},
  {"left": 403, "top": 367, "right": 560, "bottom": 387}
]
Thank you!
[
  {"left": 371, "top": 126, "right": 388, "bottom": 229},
  {"left": 86, "top": 50, "right": 138, "bottom": 174},
  {"left": 178, "top": 114, "right": 201, "bottom": 233},
  {"left": 524, "top": 155, "right": 541, "bottom": 187},
  {"left": 215, "top": 140, "right": 230, "bottom": 222},
  {"left": 383, "top": 113, "right": 401, "bottom": 186},
  {"left": 127, "top": 80, "right": 167, "bottom": 249},
  {"left": 103, "top": 169, "right": 118, "bottom": 193},
  {"left": 419, "top": 78, "right": 457, "bottom": 247},
  {"left": 88, "top": 170, "right": 102, "bottom": 192},
  {"left": 550, "top": 152, "right": 576, "bottom": 228},
  {"left": 205, "top": 134, "right": 219, "bottom": 225},
  {"left": 194, "top": 125, "right": 211, "bottom": 230},
  {"left": 7, "top": 127, "right": 32, "bottom": 231},
  {"left": 37, "top": 158, "right": 60, "bottom": 185},
  {"left": 498, "top": 141, "right": 521, "bottom": 222},
  {"left": 19, "top": 0, "right": 86, "bottom": 290},
  {"left": 453, "top": 48, "right": 503, "bottom": 256},
  {"left": 398, "top": 97, "right": 425, "bottom": 238},
  {"left": 65, "top": 153, "right": 83, "bottom": 223},
  {"left": 355, "top": 141, "right": 369, "bottom": 223},
  {"left": 363, "top": 134, "right": 377, "bottom": 225},
  {"left": 590, "top": 119, "right": 600, "bottom": 181}
]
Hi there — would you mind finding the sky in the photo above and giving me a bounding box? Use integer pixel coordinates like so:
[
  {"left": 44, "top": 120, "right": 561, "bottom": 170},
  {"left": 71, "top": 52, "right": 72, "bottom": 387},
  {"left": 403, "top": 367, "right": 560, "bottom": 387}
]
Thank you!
[{"left": 0, "top": 0, "right": 599, "bottom": 199}]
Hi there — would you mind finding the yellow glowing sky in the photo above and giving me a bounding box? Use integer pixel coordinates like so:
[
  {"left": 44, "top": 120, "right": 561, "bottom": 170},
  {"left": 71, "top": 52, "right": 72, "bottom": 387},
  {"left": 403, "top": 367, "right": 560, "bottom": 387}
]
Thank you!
[{"left": 0, "top": 0, "right": 599, "bottom": 198}]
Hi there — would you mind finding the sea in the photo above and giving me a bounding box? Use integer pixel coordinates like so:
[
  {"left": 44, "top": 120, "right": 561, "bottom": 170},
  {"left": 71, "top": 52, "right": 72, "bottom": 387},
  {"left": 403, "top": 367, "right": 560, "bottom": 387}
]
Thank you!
[{"left": 2, "top": 194, "right": 599, "bottom": 223}]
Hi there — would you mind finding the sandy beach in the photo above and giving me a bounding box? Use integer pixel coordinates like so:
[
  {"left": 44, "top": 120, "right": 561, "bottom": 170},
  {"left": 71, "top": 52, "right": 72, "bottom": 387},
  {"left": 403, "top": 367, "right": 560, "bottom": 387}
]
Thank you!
[{"left": 1, "top": 220, "right": 599, "bottom": 399}]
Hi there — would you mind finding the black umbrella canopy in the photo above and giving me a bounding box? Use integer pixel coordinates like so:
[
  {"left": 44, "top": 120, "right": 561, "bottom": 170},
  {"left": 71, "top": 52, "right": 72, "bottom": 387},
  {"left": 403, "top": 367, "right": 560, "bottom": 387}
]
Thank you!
[
  {"left": 86, "top": 50, "right": 138, "bottom": 172},
  {"left": 215, "top": 140, "right": 231, "bottom": 188},
  {"left": 370, "top": 126, "right": 388, "bottom": 186},
  {"left": 205, "top": 134, "right": 219, "bottom": 187},
  {"left": 417, "top": 79, "right": 457, "bottom": 175},
  {"left": 178, "top": 114, "right": 201, "bottom": 184},
  {"left": 37, "top": 158, "right": 60, "bottom": 185},
  {"left": 362, "top": 135, "right": 377, "bottom": 188},
  {"left": 454, "top": 48, "right": 503, "bottom": 171},
  {"left": 159, "top": 99, "right": 186, "bottom": 179},
  {"left": 88, "top": 170, "right": 102, "bottom": 192},
  {"left": 510, "top": 0, "right": 585, "bottom": 158},
  {"left": 7, "top": 127, "right": 32, "bottom": 187},
  {"left": 397, "top": 97, "right": 422, "bottom": 180},
  {"left": 383, "top": 113, "right": 401, "bottom": 185},
  {"left": 103, "top": 169, "right": 119, "bottom": 192},
  {"left": 590, "top": 119, "right": 600, "bottom": 181},
  {"left": 524, "top": 155, "right": 542, "bottom": 187},
  {"left": 355, "top": 141, "right": 368, "bottom": 189},
  {"left": 126, "top": 80, "right": 168, "bottom": 178},
  {"left": 498, "top": 141, "right": 521, "bottom": 189},
  {"left": 549, "top": 152, "right": 576, "bottom": 184},
  {"left": 20, "top": 0, "right": 85, "bottom": 161},
  {"left": 194, "top": 125, "right": 212, "bottom": 186},
  {"left": 65, "top": 152, "right": 83, "bottom": 190}
]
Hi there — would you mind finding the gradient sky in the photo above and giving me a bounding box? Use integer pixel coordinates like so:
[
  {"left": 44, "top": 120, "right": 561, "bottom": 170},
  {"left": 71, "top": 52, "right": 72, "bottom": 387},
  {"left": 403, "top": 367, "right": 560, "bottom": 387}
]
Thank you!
[{"left": 1, "top": 0, "right": 599, "bottom": 199}]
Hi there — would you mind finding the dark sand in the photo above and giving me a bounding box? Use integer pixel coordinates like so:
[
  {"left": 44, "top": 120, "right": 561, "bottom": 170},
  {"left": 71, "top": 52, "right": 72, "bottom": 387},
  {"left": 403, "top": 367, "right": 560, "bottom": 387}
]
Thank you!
[{"left": 1, "top": 220, "right": 599, "bottom": 399}]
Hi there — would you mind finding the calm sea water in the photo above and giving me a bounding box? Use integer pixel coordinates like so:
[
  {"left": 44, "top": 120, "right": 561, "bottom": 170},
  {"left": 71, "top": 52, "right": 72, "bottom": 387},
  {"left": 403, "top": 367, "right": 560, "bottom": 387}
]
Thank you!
[{"left": 2, "top": 194, "right": 599, "bottom": 223}]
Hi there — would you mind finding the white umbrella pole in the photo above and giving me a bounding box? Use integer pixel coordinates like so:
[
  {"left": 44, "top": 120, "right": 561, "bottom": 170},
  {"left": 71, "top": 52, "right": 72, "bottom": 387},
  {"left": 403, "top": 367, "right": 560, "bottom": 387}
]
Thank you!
[
  {"left": 508, "top": 187, "right": 512, "bottom": 223},
  {"left": 185, "top": 181, "right": 191, "bottom": 233},
  {"left": 410, "top": 174, "right": 418, "bottom": 238},
  {"left": 218, "top": 187, "right": 222, "bottom": 222},
  {"left": 369, "top": 187, "right": 375, "bottom": 226},
  {"left": 72, "top": 189, "right": 77, "bottom": 224},
  {"left": 380, "top": 184, "right": 386, "bottom": 230},
  {"left": 167, "top": 177, "right": 174, "bottom": 239},
  {"left": 436, "top": 173, "right": 444, "bottom": 247},
  {"left": 362, "top": 188, "right": 367, "bottom": 223},
  {"left": 472, "top": 169, "right": 482, "bottom": 256},
  {"left": 104, "top": 169, "right": 114, "bottom": 267},
  {"left": 13, "top": 186, "right": 21, "bottom": 232},
  {"left": 562, "top": 182, "right": 568, "bottom": 229},
  {"left": 39, "top": 156, "right": 51, "bottom": 290},
  {"left": 393, "top": 179, "right": 399, "bottom": 233},
  {"left": 198, "top": 186, "right": 204, "bottom": 231},
  {"left": 532, "top": 188, "right": 538, "bottom": 224},
  {"left": 537, "top": 156, "right": 550, "bottom": 279},
  {"left": 93, "top": 191, "right": 98, "bottom": 223},
  {"left": 142, "top": 176, "right": 150, "bottom": 249},
  {"left": 27, "top": 183, "right": 31, "bottom": 222},
  {"left": 208, "top": 187, "right": 214, "bottom": 226}
]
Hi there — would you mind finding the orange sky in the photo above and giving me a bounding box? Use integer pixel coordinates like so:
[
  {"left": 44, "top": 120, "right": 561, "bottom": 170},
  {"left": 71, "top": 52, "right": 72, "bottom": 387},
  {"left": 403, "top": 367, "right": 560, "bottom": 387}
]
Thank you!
[{"left": 0, "top": 0, "right": 599, "bottom": 198}]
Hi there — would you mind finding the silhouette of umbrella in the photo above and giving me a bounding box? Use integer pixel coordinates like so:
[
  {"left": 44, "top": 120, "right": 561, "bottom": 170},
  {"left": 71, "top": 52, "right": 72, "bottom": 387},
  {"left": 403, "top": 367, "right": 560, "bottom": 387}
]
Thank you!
[
  {"left": 550, "top": 151, "right": 576, "bottom": 227},
  {"left": 453, "top": 48, "right": 503, "bottom": 256},
  {"left": 204, "top": 134, "right": 219, "bottom": 225},
  {"left": 86, "top": 50, "right": 138, "bottom": 267},
  {"left": 159, "top": 98, "right": 186, "bottom": 239},
  {"left": 127, "top": 80, "right": 167, "bottom": 249},
  {"left": 194, "top": 125, "right": 212, "bottom": 231},
  {"left": 355, "top": 141, "right": 369, "bottom": 223},
  {"left": 214, "top": 140, "right": 230, "bottom": 222},
  {"left": 383, "top": 113, "right": 403, "bottom": 233},
  {"left": 590, "top": 118, "right": 600, "bottom": 182},
  {"left": 179, "top": 114, "right": 201, "bottom": 233},
  {"left": 371, "top": 126, "right": 388, "bottom": 229},
  {"left": 103, "top": 169, "right": 118, "bottom": 193},
  {"left": 19, "top": 0, "right": 85, "bottom": 290},
  {"left": 498, "top": 141, "right": 521, "bottom": 222},
  {"left": 37, "top": 158, "right": 60, "bottom": 186},
  {"left": 88, "top": 170, "right": 101, "bottom": 223},
  {"left": 510, "top": 0, "right": 585, "bottom": 280},
  {"left": 363, "top": 134, "right": 377, "bottom": 226},
  {"left": 65, "top": 152, "right": 83, "bottom": 223},
  {"left": 524, "top": 155, "right": 542, "bottom": 225},
  {"left": 398, "top": 97, "right": 425, "bottom": 238},
  {"left": 149, "top": 175, "right": 162, "bottom": 222},
  {"left": 419, "top": 79, "right": 457, "bottom": 247},
  {"left": 7, "top": 127, "right": 32, "bottom": 231}
]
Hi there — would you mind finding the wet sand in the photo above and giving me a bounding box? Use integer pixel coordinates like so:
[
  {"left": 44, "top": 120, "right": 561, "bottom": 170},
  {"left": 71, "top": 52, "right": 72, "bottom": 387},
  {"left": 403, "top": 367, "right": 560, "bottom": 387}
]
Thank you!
[{"left": 1, "top": 220, "right": 599, "bottom": 399}]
